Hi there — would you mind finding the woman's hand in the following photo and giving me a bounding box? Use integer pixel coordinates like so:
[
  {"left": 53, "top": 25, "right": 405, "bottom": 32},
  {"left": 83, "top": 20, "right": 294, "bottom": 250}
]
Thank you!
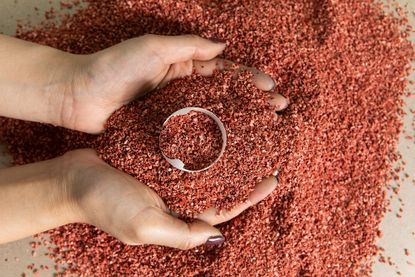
[
  {"left": 0, "top": 148, "right": 279, "bottom": 248},
  {"left": 0, "top": 34, "right": 287, "bottom": 248},
  {"left": 64, "top": 34, "right": 289, "bottom": 133},
  {"left": 64, "top": 149, "right": 278, "bottom": 249},
  {"left": 0, "top": 34, "right": 288, "bottom": 133}
]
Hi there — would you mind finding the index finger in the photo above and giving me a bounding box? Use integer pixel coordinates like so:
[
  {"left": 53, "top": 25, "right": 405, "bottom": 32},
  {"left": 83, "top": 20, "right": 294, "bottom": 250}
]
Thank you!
[
  {"left": 194, "top": 58, "right": 276, "bottom": 91},
  {"left": 197, "top": 175, "right": 278, "bottom": 226},
  {"left": 141, "top": 34, "right": 226, "bottom": 64}
]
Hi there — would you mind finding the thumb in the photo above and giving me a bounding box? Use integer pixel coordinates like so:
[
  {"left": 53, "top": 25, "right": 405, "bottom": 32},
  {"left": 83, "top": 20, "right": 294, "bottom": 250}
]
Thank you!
[
  {"left": 137, "top": 208, "right": 224, "bottom": 250},
  {"left": 141, "top": 34, "right": 226, "bottom": 64}
]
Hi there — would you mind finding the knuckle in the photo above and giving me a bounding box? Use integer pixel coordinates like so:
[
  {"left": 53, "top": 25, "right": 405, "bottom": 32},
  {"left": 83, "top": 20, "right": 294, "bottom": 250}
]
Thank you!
[
  {"left": 177, "top": 224, "right": 194, "bottom": 250},
  {"left": 177, "top": 240, "right": 193, "bottom": 250},
  {"left": 216, "top": 211, "right": 229, "bottom": 224},
  {"left": 114, "top": 223, "right": 146, "bottom": 246},
  {"left": 131, "top": 207, "right": 160, "bottom": 244},
  {"left": 133, "top": 225, "right": 148, "bottom": 245},
  {"left": 140, "top": 34, "right": 158, "bottom": 48}
]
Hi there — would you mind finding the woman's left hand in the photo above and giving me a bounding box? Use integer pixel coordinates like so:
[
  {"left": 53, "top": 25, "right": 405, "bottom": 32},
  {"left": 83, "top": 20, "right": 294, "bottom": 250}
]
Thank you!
[
  {"left": 0, "top": 34, "right": 288, "bottom": 133},
  {"left": 63, "top": 34, "right": 288, "bottom": 133}
]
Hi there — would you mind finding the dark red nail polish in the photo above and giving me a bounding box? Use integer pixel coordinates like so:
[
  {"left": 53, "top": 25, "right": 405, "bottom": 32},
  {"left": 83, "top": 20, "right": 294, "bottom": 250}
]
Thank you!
[{"left": 206, "top": 235, "right": 225, "bottom": 245}]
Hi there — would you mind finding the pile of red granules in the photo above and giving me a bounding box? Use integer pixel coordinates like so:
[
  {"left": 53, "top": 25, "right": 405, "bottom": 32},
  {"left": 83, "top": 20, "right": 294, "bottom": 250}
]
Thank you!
[
  {"left": 159, "top": 111, "right": 223, "bottom": 171},
  {"left": 0, "top": 0, "right": 414, "bottom": 276}
]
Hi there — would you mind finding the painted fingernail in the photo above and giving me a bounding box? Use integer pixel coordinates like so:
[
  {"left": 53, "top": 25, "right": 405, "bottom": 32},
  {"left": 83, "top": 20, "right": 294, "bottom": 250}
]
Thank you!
[
  {"left": 208, "top": 37, "right": 226, "bottom": 44},
  {"left": 206, "top": 235, "right": 225, "bottom": 245}
]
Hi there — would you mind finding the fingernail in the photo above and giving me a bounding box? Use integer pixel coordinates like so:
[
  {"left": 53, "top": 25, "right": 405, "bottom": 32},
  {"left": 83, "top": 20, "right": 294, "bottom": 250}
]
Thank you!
[
  {"left": 206, "top": 235, "right": 225, "bottom": 245},
  {"left": 208, "top": 37, "right": 226, "bottom": 44}
]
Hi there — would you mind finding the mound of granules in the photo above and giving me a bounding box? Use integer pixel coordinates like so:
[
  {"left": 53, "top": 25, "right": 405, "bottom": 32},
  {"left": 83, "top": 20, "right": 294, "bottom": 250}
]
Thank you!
[
  {"left": 159, "top": 110, "right": 223, "bottom": 171},
  {"left": 0, "top": 0, "right": 414, "bottom": 276},
  {"left": 97, "top": 70, "right": 276, "bottom": 215}
]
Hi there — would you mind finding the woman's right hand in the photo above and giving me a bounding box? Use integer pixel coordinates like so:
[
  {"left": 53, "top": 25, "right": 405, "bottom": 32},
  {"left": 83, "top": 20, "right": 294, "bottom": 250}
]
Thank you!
[{"left": 64, "top": 149, "right": 278, "bottom": 249}]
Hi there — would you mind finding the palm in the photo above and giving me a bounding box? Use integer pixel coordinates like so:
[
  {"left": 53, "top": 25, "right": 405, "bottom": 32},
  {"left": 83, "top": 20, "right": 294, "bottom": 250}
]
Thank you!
[
  {"left": 70, "top": 149, "right": 166, "bottom": 244},
  {"left": 71, "top": 149, "right": 280, "bottom": 249}
]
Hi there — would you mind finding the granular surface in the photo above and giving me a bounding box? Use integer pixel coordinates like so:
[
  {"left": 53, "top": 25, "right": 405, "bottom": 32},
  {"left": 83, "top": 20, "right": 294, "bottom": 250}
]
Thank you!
[
  {"left": 98, "top": 70, "right": 274, "bottom": 215},
  {"left": 159, "top": 111, "right": 223, "bottom": 171},
  {"left": 0, "top": 0, "right": 414, "bottom": 276}
]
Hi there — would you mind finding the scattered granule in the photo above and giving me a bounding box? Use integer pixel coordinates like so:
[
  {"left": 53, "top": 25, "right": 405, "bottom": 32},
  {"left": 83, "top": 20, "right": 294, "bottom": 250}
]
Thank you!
[
  {"left": 159, "top": 110, "right": 223, "bottom": 171},
  {"left": 387, "top": 256, "right": 396, "bottom": 266},
  {"left": 60, "top": 0, "right": 81, "bottom": 9},
  {"left": 0, "top": 0, "right": 414, "bottom": 276},
  {"left": 405, "top": 248, "right": 410, "bottom": 256}
]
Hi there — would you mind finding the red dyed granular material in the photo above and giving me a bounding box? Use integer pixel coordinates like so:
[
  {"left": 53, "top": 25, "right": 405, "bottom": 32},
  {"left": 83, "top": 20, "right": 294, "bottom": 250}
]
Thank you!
[
  {"left": 0, "top": 0, "right": 414, "bottom": 276},
  {"left": 97, "top": 70, "right": 274, "bottom": 215},
  {"left": 159, "top": 110, "right": 223, "bottom": 171}
]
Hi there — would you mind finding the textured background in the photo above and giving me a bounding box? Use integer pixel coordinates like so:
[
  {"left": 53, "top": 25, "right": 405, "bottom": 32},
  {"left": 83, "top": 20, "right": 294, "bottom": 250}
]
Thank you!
[{"left": 0, "top": 0, "right": 414, "bottom": 276}]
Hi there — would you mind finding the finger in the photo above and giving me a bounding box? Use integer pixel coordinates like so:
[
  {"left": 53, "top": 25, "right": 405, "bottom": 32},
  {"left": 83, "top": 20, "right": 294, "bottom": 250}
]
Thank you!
[
  {"left": 197, "top": 175, "right": 278, "bottom": 226},
  {"left": 141, "top": 34, "right": 226, "bottom": 64},
  {"left": 249, "top": 67, "right": 276, "bottom": 91},
  {"left": 234, "top": 64, "right": 275, "bottom": 91},
  {"left": 194, "top": 58, "right": 288, "bottom": 111},
  {"left": 193, "top": 58, "right": 225, "bottom": 76},
  {"left": 269, "top": 92, "right": 289, "bottom": 111},
  {"left": 136, "top": 208, "right": 224, "bottom": 250},
  {"left": 158, "top": 60, "right": 193, "bottom": 88},
  {"left": 194, "top": 58, "right": 275, "bottom": 91}
]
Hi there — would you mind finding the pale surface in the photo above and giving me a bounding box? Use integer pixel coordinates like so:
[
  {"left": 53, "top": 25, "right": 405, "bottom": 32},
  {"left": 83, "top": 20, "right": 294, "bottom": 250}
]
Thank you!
[{"left": 0, "top": 0, "right": 414, "bottom": 276}]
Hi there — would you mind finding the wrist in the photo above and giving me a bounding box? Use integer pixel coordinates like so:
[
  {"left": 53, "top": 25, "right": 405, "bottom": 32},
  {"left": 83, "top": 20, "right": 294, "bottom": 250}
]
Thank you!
[
  {"left": 55, "top": 52, "right": 115, "bottom": 134},
  {"left": 0, "top": 35, "right": 86, "bottom": 128},
  {"left": 0, "top": 152, "right": 88, "bottom": 243},
  {"left": 43, "top": 51, "right": 86, "bottom": 130},
  {"left": 57, "top": 149, "right": 110, "bottom": 225},
  {"left": 53, "top": 151, "right": 90, "bottom": 225}
]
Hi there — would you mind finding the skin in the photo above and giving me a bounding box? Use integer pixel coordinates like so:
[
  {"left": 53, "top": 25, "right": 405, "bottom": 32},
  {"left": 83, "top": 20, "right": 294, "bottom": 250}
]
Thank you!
[{"left": 0, "top": 34, "right": 288, "bottom": 249}]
